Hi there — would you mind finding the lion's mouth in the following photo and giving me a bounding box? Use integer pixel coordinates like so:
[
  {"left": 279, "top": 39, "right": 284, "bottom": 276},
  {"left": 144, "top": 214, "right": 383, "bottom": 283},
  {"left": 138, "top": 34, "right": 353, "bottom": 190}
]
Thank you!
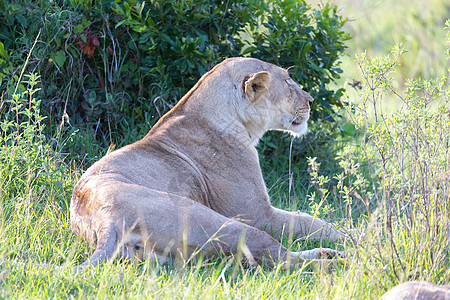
[{"left": 291, "top": 120, "right": 302, "bottom": 126}]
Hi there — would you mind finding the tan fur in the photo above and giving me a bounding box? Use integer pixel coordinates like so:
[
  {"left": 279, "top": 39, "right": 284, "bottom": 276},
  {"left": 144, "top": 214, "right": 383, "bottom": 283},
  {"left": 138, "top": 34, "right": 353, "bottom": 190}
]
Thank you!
[
  {"left": 70, "top": 57, "right": 346, "bottom": 269},
  {"left": 380, "top": 281, "right": 450, "bottom": 300}
]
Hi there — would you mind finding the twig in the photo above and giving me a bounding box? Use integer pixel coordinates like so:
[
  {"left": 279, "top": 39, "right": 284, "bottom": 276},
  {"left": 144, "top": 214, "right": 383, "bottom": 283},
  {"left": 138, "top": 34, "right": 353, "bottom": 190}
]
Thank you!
[{"left": 14, "top": 29, "right": 42, "bottom": 95}]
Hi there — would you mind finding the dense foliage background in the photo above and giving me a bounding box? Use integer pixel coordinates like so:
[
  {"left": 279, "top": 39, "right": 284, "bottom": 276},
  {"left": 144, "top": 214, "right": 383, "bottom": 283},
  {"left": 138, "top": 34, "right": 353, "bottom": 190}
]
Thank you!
[{"left": 0, "top": 0, "right": 348, "bottom": 162}]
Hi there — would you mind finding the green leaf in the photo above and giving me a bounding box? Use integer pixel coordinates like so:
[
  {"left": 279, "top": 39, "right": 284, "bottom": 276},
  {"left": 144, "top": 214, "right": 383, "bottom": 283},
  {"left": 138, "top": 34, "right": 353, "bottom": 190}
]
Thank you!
[
  {"left": 53, "top": 50, "right": 66, "bottom": 68},
  {"left": 0, "top": 41, "right": 6, "bottom": 58},
  {"left": 309, "top": 62, "right": 326, "bottom": 73},
  {"left": 341, "top": 123, "right": 356, "bottom": 136},
  {"left": 137, "top": 1, "right": 145, "bottom": 18},
  {"left": 303, "top": 42, "right": 312, "bottom": 54},
  {"left": 15, "top": 14, "right": 28, "bottom": 27},
  {"left": 74, "top": 24, "right": 84, "bottom": 34}
]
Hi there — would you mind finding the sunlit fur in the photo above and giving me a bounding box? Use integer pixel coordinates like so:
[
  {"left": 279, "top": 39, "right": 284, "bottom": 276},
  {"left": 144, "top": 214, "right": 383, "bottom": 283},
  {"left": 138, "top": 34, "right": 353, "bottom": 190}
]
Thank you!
[{"left": 70, "top": 57, "right": 342, "bottom": 271}]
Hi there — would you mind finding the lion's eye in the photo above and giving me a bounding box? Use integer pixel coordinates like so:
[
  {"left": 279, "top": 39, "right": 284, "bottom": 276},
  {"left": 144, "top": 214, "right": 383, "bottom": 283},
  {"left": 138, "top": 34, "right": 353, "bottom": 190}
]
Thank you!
[{"left": 285, "top": 79, "right": 293, "bottom": 88}]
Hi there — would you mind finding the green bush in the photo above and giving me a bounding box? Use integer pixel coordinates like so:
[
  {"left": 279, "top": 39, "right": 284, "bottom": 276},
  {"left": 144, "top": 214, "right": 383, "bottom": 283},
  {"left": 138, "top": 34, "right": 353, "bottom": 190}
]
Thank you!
[
  {"left": 340, "top": 40, "right": 449, "bottom": 285},
  {"left": 113, "top": 0, "right": 251, "bottom": 97},
  {"left": 113, "top": 0, "right": 349, "bottom": 119},
  {"left": 0, "top": 72, "right": 80, "bottom": 265},
  {"left": 246, "top": 0, "right": 349, "bottom": 121},
  {"left": 0, "top": 0, "right": 349, "bottom": 157}
]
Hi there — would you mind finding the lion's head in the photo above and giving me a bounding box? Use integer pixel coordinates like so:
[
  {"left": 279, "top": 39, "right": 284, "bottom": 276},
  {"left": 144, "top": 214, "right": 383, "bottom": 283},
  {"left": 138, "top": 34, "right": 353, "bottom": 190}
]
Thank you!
[
  {"left": 192, "top": 58, "right": 314, "bottom": 143},
  {"left": 243, "top": 69, "right": 314, "bottom": 138}
]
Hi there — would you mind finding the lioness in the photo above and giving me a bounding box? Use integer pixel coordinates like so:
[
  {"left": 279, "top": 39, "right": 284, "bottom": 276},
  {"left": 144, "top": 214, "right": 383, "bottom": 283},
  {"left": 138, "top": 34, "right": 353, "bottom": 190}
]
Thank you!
[{"left": 70, "top": 57, "right": 345, "bottom": 269}]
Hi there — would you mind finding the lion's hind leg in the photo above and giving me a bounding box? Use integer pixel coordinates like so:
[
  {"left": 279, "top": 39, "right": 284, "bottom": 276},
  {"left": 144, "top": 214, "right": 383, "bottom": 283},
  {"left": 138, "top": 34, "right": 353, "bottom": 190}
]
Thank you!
[
  {"left": 74, "top": 185, "right": 311, "bottom": 270},
  {"left": 76, "top": 225, "right": 118, "bottom": 271},
  {"left": 108, "top": 187, "right": 311, "bottom": 268}
]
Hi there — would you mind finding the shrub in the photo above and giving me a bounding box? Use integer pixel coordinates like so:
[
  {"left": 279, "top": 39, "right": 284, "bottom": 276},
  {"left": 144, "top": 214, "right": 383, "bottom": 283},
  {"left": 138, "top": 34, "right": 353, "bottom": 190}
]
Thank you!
[
  {"left": 114, "top": 0, "right": 349, "bottom": 119},
  {"left": 302, "top": 27, "right": 449, "bottom": 296},
  {"left": 0, "top": 71, "right": 80, "bottom": 264},
  {"left": 113, "top": 0, "right": 252, "bottom": 98},
  {"left": 246, "top": 0, "right": 349, "bottom": 121},
  {"left": 340, "top": 37, "right": 449, "bottom": 288},
  {"left": 0, "top": 0, "right": 349, "bottom": 156}
]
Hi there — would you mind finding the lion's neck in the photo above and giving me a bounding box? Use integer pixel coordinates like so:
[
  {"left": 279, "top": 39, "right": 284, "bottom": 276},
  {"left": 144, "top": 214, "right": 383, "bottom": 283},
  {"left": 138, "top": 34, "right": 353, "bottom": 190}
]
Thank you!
[
  {"left": 206, "top": 101, "right": 269, "bottom": 148},
  {"left": 212, "top": 119, "right": 264, "bottom": 148},
  {"left": 147, "top": 78, "right": 270, "bottom": 148}
]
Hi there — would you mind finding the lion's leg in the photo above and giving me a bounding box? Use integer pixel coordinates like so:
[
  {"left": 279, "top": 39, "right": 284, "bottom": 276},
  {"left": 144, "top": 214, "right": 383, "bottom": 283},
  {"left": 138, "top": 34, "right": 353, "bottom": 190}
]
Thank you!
[
  {"left": 112, "top": 188, "right": 303, "bottom": 268},
  {"left": 171, "top": 204, "right": 308, "bottom": 267},
  {"left": 258, "top": 207, "right": 346, "bottom": 241},
  {"left": 184, "top": 214, "right": 301, "bottom": 267}
]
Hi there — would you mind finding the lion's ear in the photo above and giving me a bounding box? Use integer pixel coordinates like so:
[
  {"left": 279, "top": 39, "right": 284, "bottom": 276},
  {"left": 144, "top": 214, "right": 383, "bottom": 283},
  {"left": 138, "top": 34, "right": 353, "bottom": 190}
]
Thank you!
[{"left": 243, "top": 71, "right": 272, "bottom": 103}]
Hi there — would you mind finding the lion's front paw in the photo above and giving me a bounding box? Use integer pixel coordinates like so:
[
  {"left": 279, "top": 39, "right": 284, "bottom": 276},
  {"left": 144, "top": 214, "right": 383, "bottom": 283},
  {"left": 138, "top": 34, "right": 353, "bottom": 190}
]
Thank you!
[{"left": 297, "top": 248, "right": 345, "bottom": 260}]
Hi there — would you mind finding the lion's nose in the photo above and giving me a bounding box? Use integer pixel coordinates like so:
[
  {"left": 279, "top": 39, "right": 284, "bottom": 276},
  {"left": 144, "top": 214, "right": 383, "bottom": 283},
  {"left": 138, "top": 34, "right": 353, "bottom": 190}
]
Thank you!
[{"left": 303, "top": 91, "right": 314, "bottom": 108}]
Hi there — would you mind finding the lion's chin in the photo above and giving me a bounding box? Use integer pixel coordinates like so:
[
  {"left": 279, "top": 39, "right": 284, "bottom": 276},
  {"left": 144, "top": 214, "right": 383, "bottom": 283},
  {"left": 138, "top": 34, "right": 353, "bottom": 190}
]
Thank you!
[{"left": 283, "top": 122, "right": 308, "bottom": 138}]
